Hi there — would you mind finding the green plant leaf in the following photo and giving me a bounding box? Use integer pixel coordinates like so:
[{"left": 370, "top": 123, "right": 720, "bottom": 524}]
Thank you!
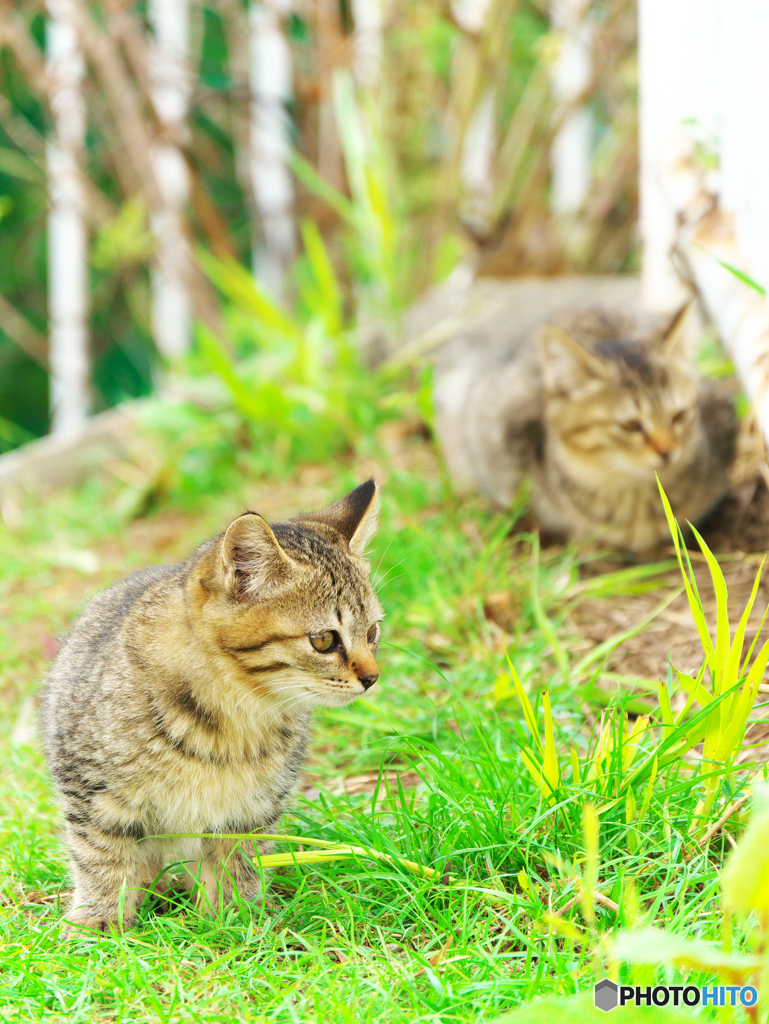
[
  {"left": 493, "top": 991, "right": 696, "bottom": 1024},
  {"left": 490, "top": 992, "right": 696, "bottom": 1023},
  {"left": 690, "top": 525, "right": 730, "bottom": 686},
  {"left": 289, "top": 150, "right": 356, "bottom": 225},
  {"left": 656, "top": 480, "right": 716, "bottom": 670},
  {"left": 199, "top": 251, "right": 301, "bottom": 339},
  {"left": 507, "top": 652, "right": 544, "bottom": 757},
  {"left": 612, "top": 926, "right": 760, "bottom": 974},
  {"left": 299, "top": 219, "right": 344, "bottom": 336},
  {"left": 542, "top": 689, "right": 560, "bottom": 796}
]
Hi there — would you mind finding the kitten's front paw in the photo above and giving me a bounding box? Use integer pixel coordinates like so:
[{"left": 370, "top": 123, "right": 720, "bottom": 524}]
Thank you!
[
  {"left": 61, "top": 911, "right": 123, "bottom": 938},
  {"left": 194, "top": 879, "right": 265, "bottom": 919}
]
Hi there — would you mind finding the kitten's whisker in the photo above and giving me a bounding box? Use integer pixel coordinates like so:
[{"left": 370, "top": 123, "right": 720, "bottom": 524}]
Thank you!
[
  {"left": 373, "top": 555, "right": 409, "bottom": 590},
  {"left": 260, "top": 687, "right": 307, "bottom": 729},
  {"left": 372, "top": 535, "right": 397, "bottom": 583},
  {"left": 375, "top": 571, "right": 406, "bottom": 593}
]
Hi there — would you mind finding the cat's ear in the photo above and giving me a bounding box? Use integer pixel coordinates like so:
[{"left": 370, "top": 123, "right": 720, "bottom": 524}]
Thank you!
[
  {"left": 221, "top": 513, "right": 297, "bottom": 599},
  {"left": 305, "top": 479, "right": 380, "bottom": 556},
  {"left": 539, "top": 323, "right": 608, "bottom": 392},
  {"left": 660, "top": 300, "right": 698, "bottom": 359}
]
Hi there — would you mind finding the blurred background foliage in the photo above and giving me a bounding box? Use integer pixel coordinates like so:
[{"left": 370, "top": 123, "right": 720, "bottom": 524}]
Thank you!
[{"left": 0, "top": 0, "right": 637, "bottom": 454}]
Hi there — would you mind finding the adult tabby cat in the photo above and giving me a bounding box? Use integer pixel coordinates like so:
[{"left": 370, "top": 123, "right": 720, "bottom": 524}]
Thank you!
[
  {"left": 40, "top": 480, "right": 382, "bottom": 934},
  {"left": 433, "top": 291, "right": 737, "bottom": 552}
]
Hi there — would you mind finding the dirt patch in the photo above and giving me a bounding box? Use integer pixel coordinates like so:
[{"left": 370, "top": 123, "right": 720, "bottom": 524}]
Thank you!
[{"left": 572, "top": 553, "right": 769, "bottom": 684}]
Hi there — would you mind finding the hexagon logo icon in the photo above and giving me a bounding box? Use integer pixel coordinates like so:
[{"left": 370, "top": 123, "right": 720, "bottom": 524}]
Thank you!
[{"left": 594, "top": 979, "right": 619, "bottom": 1012}]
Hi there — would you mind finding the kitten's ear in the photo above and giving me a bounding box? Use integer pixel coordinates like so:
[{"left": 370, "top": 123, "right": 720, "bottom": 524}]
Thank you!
[
  {"left": 305, "top": 479, "right": 380, "bottom": 555},
  {"left": 221, "top": 513, "right": 297, "bottom": 600},
  {"left": 661, "top": 300, "right": 698, "bottom": 359},
  {"left": 539, "top": 323, "right": 608, "bottom": 392}
]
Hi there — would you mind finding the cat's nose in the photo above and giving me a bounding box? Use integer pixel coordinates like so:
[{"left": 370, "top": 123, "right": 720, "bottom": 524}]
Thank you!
[
  {"left": 648, "top": 429, "right": 675, "bottom": 458},
  {"left": 358, "top": 673, "right": 378, "bottom": 690}
]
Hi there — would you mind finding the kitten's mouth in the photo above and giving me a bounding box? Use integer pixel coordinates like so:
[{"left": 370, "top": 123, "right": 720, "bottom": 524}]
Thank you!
[{"left": 311, "top": 684, "right": 373, "bottom": 708}]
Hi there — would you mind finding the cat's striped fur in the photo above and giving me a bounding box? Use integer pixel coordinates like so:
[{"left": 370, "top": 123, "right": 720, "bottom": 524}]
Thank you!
[
  {"left": 434, "top": 302, "right": 737, "bottom": 552},
  {"left": 40, "top": 481, "right": 382, "bottom": 934}
]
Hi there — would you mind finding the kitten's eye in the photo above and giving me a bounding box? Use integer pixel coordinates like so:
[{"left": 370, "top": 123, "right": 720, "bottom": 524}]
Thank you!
[
  {"left": 619, "top": 419, "right": 644, "bottom": 433},
  {"left": 671, "top": 410, "right": 687, "bottom": 425},
  {"left": 367, "top": 624, "right": 379, "bottom": 644},
  {"left": 309, "top": 631, "right": 338, "bottom": 652}
]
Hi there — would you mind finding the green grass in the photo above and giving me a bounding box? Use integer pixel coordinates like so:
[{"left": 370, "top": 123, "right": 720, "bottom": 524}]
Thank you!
[{"left": 0, "top": 421, "right": 765, "bottom": 1022}]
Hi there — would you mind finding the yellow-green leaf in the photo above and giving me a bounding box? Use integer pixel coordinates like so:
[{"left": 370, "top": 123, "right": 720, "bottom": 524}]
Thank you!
[
  {"left": 492, "top": 673, "right": 513, "bottom": 703},
  {"left": 621, "top": 715, "right": 649, "bottom": 773},
  {"left": 657, "top": 680, "right": 674, "bottom": 729},
  {"left": 722, "top": 795, "right": 769, "bottom": 916},
  {"left": 722, "top": 558, "right": 764, "bottom": 692},
  {"left": 639, "top": 756, "right": 658, "bottom": 818},
  {"left": 519, "top": 746, "right": 547, "bottom": 799},
  {"left": 657, "top": 480, "right": 716, "bottom": 670},
  {"left": 542, "top": 690, "right": 560, "bottom": 795},
  {"left": 672, "top": 664, "right": 712, "bottom": 710},
  {"left": 570, "top": 747, "right": 581, "bottom": 785},
  {"left": 691, "top": 524, "right": 730, "bottom": 683},
  {"left": 506, "top": 652, "right": 544, "bottom": 757}
]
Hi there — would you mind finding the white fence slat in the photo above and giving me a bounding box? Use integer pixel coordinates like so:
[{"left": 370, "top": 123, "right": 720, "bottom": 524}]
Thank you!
[
  {"left": 550, "top": 0, "right": 593, "bottom": 215},
  {"left": 47, "top": 0, "right": 89, "bottom": 437},
  {"left": 249, "top": 0, "right": 295, "bottom": 298},
  {"left": 642, "top": 0, "right": 769, "bottom": 450},
  {"left": 351, "top": 0, "right": 383, "bottom": 89},
  {"left": 638, "top": 0, "right": 692, "bottom": 311}
]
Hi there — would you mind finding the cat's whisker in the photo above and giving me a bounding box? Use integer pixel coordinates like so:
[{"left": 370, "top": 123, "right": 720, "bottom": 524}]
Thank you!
[
  {"left": 371, "top": 535, "right": 397, "bottom": 584},
  {"left": 373, "top": 554, "right": 408, "bottom": 589},
  {"left": 263, "top": 690, "right": 304, "bottom": 723},
  {"left": 375, "top": 571, "right": 406, "bottom": 593},
  {"left": 258, "top": 686, "right": 309, "bottom": 730}
]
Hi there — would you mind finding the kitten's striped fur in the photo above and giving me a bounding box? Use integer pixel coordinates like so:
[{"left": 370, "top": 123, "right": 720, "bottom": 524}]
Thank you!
[{"left": 40, "top": 481, "right": 382, "bottom": 934}]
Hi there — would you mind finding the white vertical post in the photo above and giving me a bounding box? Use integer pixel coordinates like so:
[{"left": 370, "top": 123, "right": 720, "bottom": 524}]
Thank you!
[
  {"left": 350, "top": 0, "right": 383, "bottom": 89},
  {"left": 638, "top": 0, "right": 693, "bottom": 312},
  {"left": 451, "top": 0, "right": 495, "bottom": 235},
  {"left": 460, "top": 86, "right": 496, "bottom": 235},
  {"left": 249, "top": 0, "right": 295, "bottom": 298},
  {"left": 148, "top": 0, "right": 192, "bottom": 361},
  {"left": 450, "top": 0, "right": 492, "bottom": 34},
  {"left": 550, "top": 0, "right": 592, "bottom": 215},
  {"left": 651, "top": 0, "right": 769, "bottom": 448},
  {"left": 47, "top": 0, "right": 89, "bottom": 437},
  {"left": 723, "top": 0, "right": 769, "bottom": 295},
  {"left": 748, "top": 1, "right": 769, "bottom": 293}
]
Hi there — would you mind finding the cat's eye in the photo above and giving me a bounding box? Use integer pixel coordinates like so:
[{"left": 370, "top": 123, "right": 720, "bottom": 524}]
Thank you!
[
  {"left": 671, "top": 410, "right": 687, "bottom": 425},
  {"left": 619, "top": 419, "right": 644, "bottom": 433},
  {"left": 367, "top": 624, "right": 379, "bottom": 644},
  {"left": 310, "top": 631, "right": 338, "bottom": 652}
]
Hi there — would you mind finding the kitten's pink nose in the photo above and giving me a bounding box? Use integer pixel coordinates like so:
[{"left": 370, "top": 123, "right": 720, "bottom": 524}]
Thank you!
[
  {"left": 648, "top": 429, "right": 675, "bottom": 458},
  {"left": 359, "top": 673, "right": 378, "bottom": 690}
]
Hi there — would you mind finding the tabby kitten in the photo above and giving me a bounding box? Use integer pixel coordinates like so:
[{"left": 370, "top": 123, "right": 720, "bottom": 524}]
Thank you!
[
  {"left": 40, "top": 480, "right": 382, "bottom": 934},
  {"left": 433, "top": 305, "right": 737, "bottom": 552}
]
